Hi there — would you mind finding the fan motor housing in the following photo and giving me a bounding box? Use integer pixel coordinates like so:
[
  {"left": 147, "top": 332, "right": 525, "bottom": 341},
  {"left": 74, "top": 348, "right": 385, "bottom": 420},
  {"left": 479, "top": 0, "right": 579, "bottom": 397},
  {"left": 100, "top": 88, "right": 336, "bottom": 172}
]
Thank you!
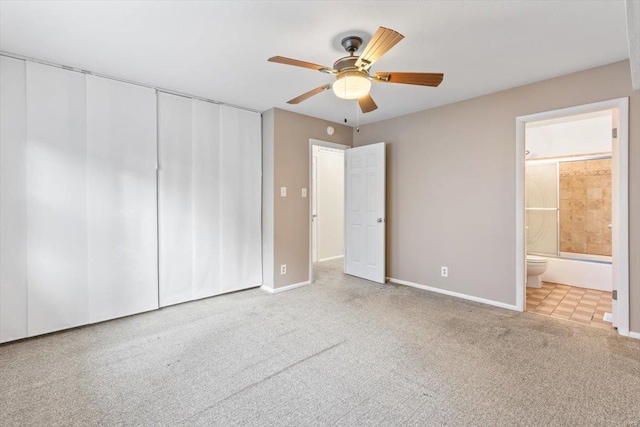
[
  {"left": 333, "top": 56, "right": 359, "bottom": 72},
  {"left": 341, "top": 36, "right": 363, "bottom": 54}
]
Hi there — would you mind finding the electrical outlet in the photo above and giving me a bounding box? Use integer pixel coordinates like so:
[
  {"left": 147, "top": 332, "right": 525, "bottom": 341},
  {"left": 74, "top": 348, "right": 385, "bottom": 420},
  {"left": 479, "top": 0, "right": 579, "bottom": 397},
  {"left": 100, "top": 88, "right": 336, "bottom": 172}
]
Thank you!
[
  {"left": 302, "top": 188, "right": 307, "bottom": 198},
  {"left": 280, "top": 264, "right": 287, "bottom": 275},
  {"left": 441, "top": 266, "right": 448, "bottom": 277},
  {"left": 280, "top": 187, "right": 287, "bottom": 197}
]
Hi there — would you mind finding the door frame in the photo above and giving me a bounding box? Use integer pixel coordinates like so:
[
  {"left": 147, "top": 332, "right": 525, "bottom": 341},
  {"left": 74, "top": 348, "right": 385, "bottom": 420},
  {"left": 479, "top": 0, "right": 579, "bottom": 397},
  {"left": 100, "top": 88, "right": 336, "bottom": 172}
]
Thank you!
[
  {"left": 308, "top": 139, "right": 349, "bottom": 284},
  {"left": 311, "top": 156, "right": 318, "bottom": 263},
  {"left": 515, "top": 97, "right": 630, "bottom": 336}
]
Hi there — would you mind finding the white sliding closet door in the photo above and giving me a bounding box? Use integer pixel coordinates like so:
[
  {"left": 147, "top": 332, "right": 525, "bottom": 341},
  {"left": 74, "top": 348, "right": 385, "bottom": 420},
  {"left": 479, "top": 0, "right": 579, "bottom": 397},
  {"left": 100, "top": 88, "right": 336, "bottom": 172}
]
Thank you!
[
  {"left": 158, "top": 94, "right": 194, "bottom": 306},
  {"left": 86, "top": 75, "right": 158, "bottom": 323},
  {"left": 219, "top": 106, "right": 262, "bottom": 292},
  {"left": 1, "top": 57, "right": 260, "bottom": 342},
  {"left": 192, "top": 100, "right": 222, "bottom": 299},
  {"left": 26, "top": 62, "right": 89, "bottom": 336},
  {"left": 0, "top": 56, "right": 28, "bottom": 342},
  {"left": 158, "top": 101, "right": 259, "bottom": 303},
  {"left": 158, "top": 93, "right": 221, "bottom": 306}
]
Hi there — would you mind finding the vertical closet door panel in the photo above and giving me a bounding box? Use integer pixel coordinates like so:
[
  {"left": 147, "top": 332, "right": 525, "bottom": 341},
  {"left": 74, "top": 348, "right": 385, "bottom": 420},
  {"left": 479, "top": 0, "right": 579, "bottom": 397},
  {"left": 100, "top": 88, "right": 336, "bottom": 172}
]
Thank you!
[
  {"left": 0, "top": 57, "right": 28, "bottom": 342},
  {"left": 219, "top": 106, "right": 262, "bottom": 292},
  {"left": 158, "top": 93, "right": 194, "bottom": 307},
  {"left": 86, "top": 75, "right": 158, "bottom": 323},
  {"left": 192, "top": 100, "right": 221, "bottom": 299},
  {"left": 25, "top": 62, "right": 89, "bottom": 336}
]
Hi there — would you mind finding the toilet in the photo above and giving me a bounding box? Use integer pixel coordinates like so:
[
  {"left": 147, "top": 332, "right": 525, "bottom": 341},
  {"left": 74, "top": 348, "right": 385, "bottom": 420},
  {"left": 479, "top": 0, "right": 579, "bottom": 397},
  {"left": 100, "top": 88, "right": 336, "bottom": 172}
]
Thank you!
[{"left": 526, "top": 255, "right": 548, "bottom": 288}]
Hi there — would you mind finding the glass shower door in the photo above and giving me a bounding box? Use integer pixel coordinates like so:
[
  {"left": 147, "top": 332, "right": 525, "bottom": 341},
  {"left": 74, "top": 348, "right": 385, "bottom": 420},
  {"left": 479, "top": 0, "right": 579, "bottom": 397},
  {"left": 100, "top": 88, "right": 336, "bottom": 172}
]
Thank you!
[{"left": 526, "top": 162, "right": 559, "bottom": 256}]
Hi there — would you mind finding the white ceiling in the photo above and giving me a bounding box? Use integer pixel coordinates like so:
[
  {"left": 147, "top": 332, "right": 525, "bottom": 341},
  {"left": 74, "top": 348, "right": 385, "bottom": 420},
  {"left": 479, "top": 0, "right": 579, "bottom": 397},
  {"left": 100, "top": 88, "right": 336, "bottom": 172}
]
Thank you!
[{"left": 0, "top": 1, "right": 630, "bottom": 126}]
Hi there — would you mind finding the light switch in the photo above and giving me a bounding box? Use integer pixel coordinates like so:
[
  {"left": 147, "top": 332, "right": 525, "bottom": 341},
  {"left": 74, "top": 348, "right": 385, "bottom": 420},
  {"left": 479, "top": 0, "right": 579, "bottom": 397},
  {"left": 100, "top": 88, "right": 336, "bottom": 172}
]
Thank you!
[
  {"left": 302, "top": 188, "right": 307, "bottom": 198},
  {"left": 281, "top": 187, "right": 287, "bottom": 197}
]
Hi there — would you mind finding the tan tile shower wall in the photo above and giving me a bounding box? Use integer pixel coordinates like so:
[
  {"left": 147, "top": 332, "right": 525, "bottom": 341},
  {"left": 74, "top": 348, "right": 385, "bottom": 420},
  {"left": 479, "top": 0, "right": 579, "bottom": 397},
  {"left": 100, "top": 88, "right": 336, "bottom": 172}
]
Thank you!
[{"left": 559, "top": 159, "right": 612, "bottom": 256}]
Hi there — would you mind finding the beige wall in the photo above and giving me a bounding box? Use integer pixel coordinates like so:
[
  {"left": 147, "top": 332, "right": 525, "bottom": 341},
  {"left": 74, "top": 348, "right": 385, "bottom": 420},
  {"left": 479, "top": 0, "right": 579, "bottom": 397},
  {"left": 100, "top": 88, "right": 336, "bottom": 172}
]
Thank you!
[
  {"left": 353, "top": 61, "right": 640, "bottom": 334},
  {"left": 261, "top": 109, "right": 275, "bottom": 288},
  {"left": 263, "top": 108, "right": 352, "bottom": 289}
]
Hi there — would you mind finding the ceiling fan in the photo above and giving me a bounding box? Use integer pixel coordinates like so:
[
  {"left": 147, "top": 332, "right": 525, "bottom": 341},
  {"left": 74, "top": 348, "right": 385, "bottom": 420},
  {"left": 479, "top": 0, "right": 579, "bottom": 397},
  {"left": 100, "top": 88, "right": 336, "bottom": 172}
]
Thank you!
[{"left": 268, "top": 27, "right": 444, "bottom": 114}]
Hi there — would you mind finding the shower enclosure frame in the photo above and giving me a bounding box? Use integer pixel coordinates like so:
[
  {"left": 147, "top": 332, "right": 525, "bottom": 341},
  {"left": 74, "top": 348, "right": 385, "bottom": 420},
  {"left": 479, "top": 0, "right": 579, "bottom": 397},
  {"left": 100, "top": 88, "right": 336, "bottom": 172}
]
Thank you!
[
  {"left": 526, "top": 153, "right": 613, "bottom": 261},
  {"left": 525, "top": 161, "right": 561, "bottom": 258},
  {"left": 515, "top": 97, "right": 630, "bottom": 337}
]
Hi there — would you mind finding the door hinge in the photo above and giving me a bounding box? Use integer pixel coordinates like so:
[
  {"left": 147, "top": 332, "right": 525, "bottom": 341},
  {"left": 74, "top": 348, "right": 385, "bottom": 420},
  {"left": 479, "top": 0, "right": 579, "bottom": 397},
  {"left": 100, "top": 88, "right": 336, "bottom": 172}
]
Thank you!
[
  {"left": 612, "top": 128, "right": 618, "bottom": 138},
  {"left": 612, "top": 290, "right": 617, "bottom": 301}
]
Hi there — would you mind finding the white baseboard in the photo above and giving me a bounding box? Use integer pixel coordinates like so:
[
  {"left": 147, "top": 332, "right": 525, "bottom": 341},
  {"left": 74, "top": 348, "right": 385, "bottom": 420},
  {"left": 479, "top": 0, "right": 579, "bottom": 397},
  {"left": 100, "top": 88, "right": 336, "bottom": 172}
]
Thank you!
[
  {"left": 623, "top": 330, "right": 640, "bottom": 340},
  {"left": 318, "top": 255, "right": 344, "bottom": 262},
  {"left": 261, "top": 281, "right": 310, "bottom": 294},
  {"left": 387, "top": 277, "right": 519, "bottom": 312}
]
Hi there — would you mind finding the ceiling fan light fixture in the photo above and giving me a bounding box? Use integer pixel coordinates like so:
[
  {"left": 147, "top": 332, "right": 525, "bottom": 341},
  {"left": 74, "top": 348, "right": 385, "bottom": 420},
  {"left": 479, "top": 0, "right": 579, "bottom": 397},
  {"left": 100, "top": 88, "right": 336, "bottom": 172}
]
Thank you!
[
  {"left": 269, "top": 27, "right": 442, "bottom": 113},
  {"left": 332, "top": 71, "right": 371, "bottom": 100}
]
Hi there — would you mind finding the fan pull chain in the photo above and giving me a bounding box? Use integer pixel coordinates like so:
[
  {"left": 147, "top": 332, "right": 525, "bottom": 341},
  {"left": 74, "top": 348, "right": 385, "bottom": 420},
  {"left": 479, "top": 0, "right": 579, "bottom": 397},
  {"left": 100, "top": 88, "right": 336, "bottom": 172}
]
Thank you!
[
  {"left": 344, "top": 98, "right": 347, "bottom": 123},
  {"left": 344, "top": 82, "right": 348, "bottom": 123},
  {"left": 356, "top": 100, "right": 360, "bottom": 132}
]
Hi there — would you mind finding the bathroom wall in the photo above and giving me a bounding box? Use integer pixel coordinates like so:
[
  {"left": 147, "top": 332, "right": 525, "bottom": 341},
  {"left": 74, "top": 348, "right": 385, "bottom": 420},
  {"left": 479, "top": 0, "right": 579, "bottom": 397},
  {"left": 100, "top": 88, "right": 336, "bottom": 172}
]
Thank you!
[
  {"left": 525, "top": 110, "right": 612, "bottom": 159},
  {"left": 559, "top": 158, "right": 612, "bottom": 256}
]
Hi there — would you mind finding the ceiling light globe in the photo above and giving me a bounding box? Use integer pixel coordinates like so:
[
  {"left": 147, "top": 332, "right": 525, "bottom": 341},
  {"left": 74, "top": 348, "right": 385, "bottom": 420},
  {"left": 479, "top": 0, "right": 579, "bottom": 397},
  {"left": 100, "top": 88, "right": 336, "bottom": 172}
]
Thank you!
[{"left": 332, "top": 72, "right": 371, "bottom": 100}]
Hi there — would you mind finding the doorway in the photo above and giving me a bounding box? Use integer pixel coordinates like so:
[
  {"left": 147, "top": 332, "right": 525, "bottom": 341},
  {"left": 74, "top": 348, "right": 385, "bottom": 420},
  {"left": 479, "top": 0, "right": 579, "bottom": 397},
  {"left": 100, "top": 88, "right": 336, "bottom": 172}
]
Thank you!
[
  {"left": 311, "top": 145, "right": 345, "bottom": 263},
  {"left": 515, "top": 98, "right": 630, "bottom": 336},
  {"left": 308, "top": 139, "right": 387, "bottom": 285},
  {"left": 308, "top": 139, "right": 348, "bottom": 283}
]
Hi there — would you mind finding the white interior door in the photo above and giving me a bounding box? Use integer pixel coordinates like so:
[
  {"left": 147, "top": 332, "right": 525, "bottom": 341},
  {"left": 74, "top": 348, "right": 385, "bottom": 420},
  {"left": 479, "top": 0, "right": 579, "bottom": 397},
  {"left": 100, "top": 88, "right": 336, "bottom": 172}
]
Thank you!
[{"left": 345, "top": 142, "right": 386, "bottom": 283}]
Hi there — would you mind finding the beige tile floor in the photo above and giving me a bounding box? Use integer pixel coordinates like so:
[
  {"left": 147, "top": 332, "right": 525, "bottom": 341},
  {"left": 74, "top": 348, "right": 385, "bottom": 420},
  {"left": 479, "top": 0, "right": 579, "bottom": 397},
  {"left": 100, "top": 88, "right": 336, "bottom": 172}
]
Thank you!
[{"left": 526, "top": 282, "right": 612, "bottom": 330}]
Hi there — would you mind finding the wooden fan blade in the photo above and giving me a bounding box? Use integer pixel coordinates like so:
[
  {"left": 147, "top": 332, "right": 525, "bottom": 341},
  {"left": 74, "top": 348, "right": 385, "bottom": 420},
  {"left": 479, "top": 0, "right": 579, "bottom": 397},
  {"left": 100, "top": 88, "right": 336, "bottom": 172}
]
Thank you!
[
  {"left": 374, "top": 72, "right": 444, "bottom": 87},
  {"left": 355, "top": 27, "right": 404, "bottom": 70},
  {"left": 358, "top": 94, "right": 378, "bottom": 113},
  {"left": 287, "top": 84, "right": 331, "bottom": 104},
  {"left": 268, "top": 56, "right": 330, "bottom": 72}
]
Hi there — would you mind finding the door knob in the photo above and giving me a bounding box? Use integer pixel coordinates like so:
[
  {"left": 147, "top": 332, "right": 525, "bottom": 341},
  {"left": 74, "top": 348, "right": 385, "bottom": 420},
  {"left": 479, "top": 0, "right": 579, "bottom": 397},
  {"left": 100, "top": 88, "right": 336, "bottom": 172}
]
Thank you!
[
  {"left": 377, "top": 218, "right": 383, "bottom": 223},
  {"left": 608, "top": 224, "right": 613, "bottom": 229}
]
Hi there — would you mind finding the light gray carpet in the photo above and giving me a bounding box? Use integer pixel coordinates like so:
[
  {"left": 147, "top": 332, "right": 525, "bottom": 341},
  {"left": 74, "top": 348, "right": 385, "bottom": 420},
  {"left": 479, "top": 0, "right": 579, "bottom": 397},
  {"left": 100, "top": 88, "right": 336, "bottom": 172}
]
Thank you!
[{"left": 1, "top": 259, "right": 639, "bottom": 426}]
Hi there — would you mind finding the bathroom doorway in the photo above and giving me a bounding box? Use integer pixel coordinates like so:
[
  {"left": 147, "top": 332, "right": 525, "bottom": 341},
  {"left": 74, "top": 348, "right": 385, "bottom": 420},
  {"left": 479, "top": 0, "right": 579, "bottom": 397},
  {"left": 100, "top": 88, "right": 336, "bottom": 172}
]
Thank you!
[
  {"left": 308, "top": 139, "right": 348, "bottom": 283},
  {"left": 515, "top": 98, "right": 630, "bottom": 336}
]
